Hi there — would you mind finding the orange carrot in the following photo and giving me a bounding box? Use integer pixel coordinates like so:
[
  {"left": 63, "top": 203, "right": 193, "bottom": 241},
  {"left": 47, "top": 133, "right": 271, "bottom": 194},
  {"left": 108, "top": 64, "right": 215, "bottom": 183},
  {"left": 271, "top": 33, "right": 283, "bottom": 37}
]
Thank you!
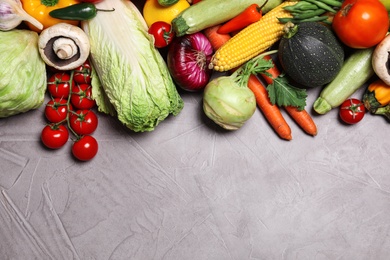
[
  {"left": 203, "top": 25, "right": 231, "bottom": 52},
  {"left": 284, "top": 106, "right": 317, "bottom": 136},
  {"left": 260, "top": 55, "right": 318, "bottom": 136},
  {"left": 261, "top": 55, "right": 280, "bottom": 84},
  {"left": 248, "top": 74, "right": 292, "bottom": 140}
]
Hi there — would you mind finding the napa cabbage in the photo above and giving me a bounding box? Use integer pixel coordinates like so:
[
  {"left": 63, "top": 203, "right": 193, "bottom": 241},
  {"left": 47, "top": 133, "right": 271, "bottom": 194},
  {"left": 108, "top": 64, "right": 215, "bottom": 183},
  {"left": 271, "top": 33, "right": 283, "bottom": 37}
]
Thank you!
[{"left": 82, "top": 0, "right": 184, "bottom": 132}]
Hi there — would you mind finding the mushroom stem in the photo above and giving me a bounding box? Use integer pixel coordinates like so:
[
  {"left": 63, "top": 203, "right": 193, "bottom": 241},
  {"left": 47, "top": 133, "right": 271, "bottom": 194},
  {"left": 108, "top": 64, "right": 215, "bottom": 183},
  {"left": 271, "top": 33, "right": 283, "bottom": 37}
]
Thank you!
[
  {"left": 38, "top": 23, "right": 90, "bottom": 71},
  {"left": 53, "top": 38, "right": 77, "bottom": 60}
]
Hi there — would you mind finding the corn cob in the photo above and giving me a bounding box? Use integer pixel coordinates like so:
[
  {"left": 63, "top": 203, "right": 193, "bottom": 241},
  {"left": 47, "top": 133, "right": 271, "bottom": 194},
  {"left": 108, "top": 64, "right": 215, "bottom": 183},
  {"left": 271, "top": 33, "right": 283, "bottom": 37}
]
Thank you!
[{"left": 210, "top": 1, "right": 296, "bottom": 72}]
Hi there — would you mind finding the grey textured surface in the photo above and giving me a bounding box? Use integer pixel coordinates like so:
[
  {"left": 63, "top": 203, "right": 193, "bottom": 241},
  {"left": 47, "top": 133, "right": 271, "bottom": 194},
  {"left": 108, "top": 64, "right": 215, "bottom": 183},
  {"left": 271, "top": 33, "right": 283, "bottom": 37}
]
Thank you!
[
  {"left": 1, "top": 83, "right": 390, "bottom": 260},
  {"left": 2, "top": 0, "right": 390, "bottom": 258}
]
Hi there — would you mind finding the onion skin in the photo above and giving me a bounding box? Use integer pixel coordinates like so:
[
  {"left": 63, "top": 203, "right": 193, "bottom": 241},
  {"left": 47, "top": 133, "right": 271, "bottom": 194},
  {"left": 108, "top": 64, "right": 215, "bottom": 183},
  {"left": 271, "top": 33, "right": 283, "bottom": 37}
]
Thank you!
[{"left": 167, "top": 32, "right": 213, "bottom": 92}]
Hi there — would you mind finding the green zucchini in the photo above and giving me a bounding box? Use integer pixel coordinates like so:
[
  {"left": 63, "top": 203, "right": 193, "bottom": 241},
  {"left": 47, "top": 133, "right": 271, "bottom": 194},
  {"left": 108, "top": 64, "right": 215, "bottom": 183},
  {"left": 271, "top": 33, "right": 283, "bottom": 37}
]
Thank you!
[
  {"left": 171, "top": 0, "right": 282, "bottom": 36},
  {"left": 313, "top": 47, "right": 375, "bottom": 114},
  {"left": 157, "top": 0, "right": 179, "bottom": 7}
]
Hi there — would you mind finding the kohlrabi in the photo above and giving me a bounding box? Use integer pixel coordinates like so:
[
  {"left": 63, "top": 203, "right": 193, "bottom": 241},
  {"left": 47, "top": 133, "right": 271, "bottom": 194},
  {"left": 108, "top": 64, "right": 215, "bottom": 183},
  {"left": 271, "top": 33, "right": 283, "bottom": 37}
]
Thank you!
[{"left": 203, "top": 51, "right": 277, "bottom": 130}]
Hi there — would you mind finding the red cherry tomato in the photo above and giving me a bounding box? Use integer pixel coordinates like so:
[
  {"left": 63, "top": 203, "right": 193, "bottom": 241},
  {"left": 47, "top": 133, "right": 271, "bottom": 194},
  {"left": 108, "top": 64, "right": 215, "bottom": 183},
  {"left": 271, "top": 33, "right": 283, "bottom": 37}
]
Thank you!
[
  {"left": 47, "top": 72, "right": 73, "bottom": 99},
  {"left": 72, "top": 135, "right": 98, "bottom": 161},
  {"left": 71, "top": 84, "right": 96, "bottom": 110},
  {"left": 73, "top": 60, "right": 92, "bottom": 84},
  {"left": 69, "top": 109, "right": 98, "bottom": 135},
  {"left": 45, "top": 98, "right": 72, "bottom": 123},
  {"left": 148, "top": 21, "right": 175, "bottom": 48},
  {"left": 41, "top": 124, "right": 69, "bottom": 149},
  {"left": 339, "top": 98, "right": 366, "bottom": 124},
  {"left": 332, "top": 0, "right": 389, "bottom": 49}
]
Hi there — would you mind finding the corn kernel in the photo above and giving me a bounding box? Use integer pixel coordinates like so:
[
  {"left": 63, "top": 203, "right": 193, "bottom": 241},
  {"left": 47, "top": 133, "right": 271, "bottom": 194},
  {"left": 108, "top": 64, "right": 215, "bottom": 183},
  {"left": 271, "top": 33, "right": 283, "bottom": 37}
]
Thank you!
[{"left": 210, "top": 1, "right": 295, "bottom": 72}]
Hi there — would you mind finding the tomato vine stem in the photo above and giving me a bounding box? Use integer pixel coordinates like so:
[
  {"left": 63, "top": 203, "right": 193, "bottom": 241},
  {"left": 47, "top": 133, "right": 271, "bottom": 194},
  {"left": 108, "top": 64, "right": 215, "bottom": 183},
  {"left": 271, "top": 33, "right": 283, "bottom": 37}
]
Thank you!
[{"left": 65, "top": 70, "right": 82, "bottom": 140}]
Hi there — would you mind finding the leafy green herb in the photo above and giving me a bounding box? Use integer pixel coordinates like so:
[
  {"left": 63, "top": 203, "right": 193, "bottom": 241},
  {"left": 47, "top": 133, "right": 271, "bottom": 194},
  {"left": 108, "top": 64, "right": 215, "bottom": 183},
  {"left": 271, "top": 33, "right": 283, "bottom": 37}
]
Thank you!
[
  {"left": 266, "top": 73, "right": 307, "bottom": 110},
  {"left": 232, "top": 50, "right": 277, "bottom": 87},
  {"left": 229, "top": 50, "right": 307, "bottom": 110}
]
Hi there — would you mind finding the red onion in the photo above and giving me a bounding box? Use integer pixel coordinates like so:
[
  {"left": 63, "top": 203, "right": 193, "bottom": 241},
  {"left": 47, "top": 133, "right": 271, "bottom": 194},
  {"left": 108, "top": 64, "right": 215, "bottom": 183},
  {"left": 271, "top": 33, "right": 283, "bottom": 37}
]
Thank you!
[{"left": 167, "top": 32, "right": 213, "bottom": 92}]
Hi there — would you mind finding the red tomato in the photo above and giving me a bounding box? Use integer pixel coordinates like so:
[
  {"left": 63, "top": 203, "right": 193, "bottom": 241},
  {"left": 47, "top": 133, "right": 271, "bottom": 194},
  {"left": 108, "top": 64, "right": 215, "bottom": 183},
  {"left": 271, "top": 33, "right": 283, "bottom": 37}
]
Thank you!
[
  {"left": 332, "top": 0, "right": 389, "bottom": 49},
  {"left": 71, "top": 84, "right": 96, "bottom": 110},
  {"left": 72, "top": 135, "right": 98, "bottom": 161},
  {"left": 41, "top": 124, "right": 69, "bottom": 149},
  {"left": 339, "top": 98, "right": 366, "bottom": 124},
  {"left": 69, "top": 109, "right": 98, "bottom": 135},
  {"left": 73, "top": 60, "right": 92, "bottom": 84},
  {"left": 47, "top": 72, "right": 73, "bottom": 99},
  {"left": 45, "top": 98, "right": 72, "bottom": 123},
  {"left": 148, "top": 21, "right": 175, "bottom": 48}
]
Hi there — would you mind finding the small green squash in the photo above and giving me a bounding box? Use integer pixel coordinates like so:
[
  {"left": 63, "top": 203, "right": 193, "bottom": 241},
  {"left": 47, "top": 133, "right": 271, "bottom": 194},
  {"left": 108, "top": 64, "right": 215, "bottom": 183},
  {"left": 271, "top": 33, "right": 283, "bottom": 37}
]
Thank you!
[
  {"left": 278, "top": 22, "right": 345, "bottom": 88},
  {"left": 363, "top": 78, "right": 390, "bottom": 112}
]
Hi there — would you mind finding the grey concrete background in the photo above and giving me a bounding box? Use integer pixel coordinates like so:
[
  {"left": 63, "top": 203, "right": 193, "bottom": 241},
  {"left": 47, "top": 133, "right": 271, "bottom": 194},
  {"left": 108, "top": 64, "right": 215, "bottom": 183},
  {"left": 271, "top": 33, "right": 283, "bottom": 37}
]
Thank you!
[
  {"left": 1, "top": 82, "right": 390, "bottom": 259},
  {"left": 1, "top": 0, "right": 390, "bottom": 258}
]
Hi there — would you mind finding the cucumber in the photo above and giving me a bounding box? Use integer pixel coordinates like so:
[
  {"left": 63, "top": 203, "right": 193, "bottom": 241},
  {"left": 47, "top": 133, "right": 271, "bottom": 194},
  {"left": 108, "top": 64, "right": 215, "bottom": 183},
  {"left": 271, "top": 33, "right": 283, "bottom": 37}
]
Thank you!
[
  {"left": 158, "top": 0, "right": 179, "bottom": 7},
  {"left": 313, "top": 47, "right": 375, "bottom": 114},
  {"left": 171, "top": 0, "right": 282, "bottom": 36}
]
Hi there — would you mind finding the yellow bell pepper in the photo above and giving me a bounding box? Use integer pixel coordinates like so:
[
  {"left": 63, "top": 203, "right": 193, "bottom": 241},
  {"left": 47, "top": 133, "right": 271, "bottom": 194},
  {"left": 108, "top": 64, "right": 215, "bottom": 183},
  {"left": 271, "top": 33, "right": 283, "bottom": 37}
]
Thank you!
[{"left": 21, "top": 0, "right": 81, "bottom": 32}]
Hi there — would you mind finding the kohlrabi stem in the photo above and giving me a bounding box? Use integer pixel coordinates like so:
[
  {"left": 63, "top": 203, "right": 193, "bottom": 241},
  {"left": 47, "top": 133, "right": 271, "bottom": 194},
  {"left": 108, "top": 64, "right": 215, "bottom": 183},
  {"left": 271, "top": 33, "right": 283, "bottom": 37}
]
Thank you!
[{"left": 232, "top": 49, "right": 278, "bottom": 87}]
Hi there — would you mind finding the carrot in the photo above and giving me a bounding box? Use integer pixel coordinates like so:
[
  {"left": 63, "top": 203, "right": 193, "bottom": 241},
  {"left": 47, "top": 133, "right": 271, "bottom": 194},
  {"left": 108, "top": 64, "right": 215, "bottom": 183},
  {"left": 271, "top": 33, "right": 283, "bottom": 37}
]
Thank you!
[
  {"left": 260, "top": 55, "right": 318, "bottom": 136},
  {"left": 284, "top": 106, "right": 318, "bottom": 136},
  {"left": 217, "top": 3, "right": 263, "bottom": 35},
  {"left": 203, "top": 25, "right": 231, "bottom": 52},
  {"left": 248, "top": 74, "right": 292, "bottom": 140},
  {"left": 261, "top": 55, "right": 279, "bottom": 84}
]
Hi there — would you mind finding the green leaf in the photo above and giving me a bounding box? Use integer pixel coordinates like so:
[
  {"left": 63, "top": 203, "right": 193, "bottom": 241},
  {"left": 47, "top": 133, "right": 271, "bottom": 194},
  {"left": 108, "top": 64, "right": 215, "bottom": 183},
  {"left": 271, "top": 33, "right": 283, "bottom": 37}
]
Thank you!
[
  {"left": 232, "top": 52, "right": 275, "bottom": 88},
  {"left": 266, "top": 74, "right": 307, "bottom": 110}
]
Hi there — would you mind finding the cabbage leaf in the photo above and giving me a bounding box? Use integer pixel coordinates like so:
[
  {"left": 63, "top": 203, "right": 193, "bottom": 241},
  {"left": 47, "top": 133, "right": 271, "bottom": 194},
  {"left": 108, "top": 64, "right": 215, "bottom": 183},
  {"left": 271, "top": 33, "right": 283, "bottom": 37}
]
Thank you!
[
  {"left": 82, "top": 0, "right": 184, "bottom": 132},
  {"left": 0, "top": 30, "right": 46, "bottom": 118}
]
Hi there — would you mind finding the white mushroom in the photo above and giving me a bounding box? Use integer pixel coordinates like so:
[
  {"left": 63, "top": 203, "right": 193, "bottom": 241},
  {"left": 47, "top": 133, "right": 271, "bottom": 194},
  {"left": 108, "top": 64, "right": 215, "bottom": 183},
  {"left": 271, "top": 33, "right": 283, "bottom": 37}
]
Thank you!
[
  {"left": 38, "top": 23, "right": 90, "bottom": 71},
  {"left": 372, "top": 34, "right": 390, "bottom": 85}
]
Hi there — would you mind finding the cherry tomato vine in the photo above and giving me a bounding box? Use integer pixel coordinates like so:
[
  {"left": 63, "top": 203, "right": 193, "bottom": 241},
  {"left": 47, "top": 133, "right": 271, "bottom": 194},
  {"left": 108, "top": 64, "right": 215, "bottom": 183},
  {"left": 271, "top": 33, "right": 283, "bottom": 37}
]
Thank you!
[{"left": 41, "top": 60, "right": 99, "bottom": 161}]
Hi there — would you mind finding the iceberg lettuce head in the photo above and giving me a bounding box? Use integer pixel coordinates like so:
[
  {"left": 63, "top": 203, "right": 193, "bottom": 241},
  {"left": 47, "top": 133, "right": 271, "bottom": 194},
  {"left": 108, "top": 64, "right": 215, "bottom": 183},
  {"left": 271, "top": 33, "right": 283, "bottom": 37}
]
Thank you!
[{"left": 0, "top": 30, "right": 46, "bottom": 118}]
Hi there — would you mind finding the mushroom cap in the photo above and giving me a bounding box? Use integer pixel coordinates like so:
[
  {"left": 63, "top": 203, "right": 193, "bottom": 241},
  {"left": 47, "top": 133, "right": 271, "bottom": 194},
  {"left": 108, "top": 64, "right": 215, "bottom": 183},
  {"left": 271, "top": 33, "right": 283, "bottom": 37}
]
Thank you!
[
  {"left": 38, "top": 23, "right": 90, "bottom": 71},
  {"left": 372, "top": 34, "right": 390, "bottom": 86}
]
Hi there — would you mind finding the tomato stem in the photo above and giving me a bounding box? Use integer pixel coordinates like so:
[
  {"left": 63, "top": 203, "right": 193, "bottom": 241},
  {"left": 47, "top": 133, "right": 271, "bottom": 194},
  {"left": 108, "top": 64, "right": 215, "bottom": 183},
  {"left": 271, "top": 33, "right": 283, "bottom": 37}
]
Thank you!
[
  {"left": 341, "top": 101, "right": 364, "bottom": 119},
  {"left": 341, "top": 3, "right": 352, "bottom": 16},
  {"left": 41, "top": 0, "right": 60, "bottom": 7},
  {"left": 66, "top": 71, "right": 82, "bottom": 140}
]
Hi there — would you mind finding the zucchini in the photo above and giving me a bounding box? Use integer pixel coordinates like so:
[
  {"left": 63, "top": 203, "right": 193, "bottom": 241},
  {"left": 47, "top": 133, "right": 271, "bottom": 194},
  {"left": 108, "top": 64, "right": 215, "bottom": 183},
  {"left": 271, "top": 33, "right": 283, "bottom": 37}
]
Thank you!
[
  {"left": 157, "top": 0, "right": 179, "bottom": 7},
  {"left": 313, "top": 47, "right": 375, "bottom": 114},
  {"left": 171, "top": 0, "right": 282, "bottom": 36}
]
